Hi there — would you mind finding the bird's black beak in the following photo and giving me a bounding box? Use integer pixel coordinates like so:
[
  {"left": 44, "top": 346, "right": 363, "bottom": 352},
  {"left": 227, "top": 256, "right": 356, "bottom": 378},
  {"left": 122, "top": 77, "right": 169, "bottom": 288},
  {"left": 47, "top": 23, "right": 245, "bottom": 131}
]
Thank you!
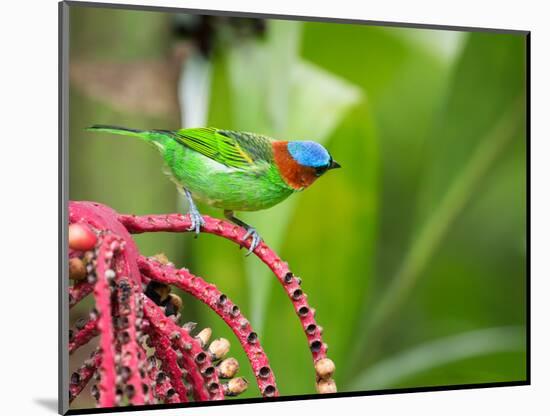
[{"left": 329, "top": 160, "right": 341, "bottom": 170}]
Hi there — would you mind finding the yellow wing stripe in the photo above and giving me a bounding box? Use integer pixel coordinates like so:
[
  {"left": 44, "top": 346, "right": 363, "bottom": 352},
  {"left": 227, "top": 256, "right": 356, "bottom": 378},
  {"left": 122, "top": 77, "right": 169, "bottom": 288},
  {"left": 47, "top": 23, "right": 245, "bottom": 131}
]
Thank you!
[{"left": 175, "top": 127, "right": 254, "bottom": 169}]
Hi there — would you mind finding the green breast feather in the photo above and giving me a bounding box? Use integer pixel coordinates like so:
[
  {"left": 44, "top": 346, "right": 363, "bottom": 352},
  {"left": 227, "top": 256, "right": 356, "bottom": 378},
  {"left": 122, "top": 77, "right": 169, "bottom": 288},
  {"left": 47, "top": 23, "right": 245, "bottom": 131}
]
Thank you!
[{"left": 162, "top": 128, "right": 295, "bottom": 211}]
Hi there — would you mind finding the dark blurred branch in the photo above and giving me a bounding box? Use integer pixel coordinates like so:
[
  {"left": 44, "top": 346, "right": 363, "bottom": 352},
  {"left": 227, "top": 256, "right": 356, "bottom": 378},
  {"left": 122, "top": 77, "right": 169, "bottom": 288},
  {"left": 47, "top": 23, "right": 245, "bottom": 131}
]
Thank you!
[{"left": 70, "top": 44, "right": 190, "bottom": 118}]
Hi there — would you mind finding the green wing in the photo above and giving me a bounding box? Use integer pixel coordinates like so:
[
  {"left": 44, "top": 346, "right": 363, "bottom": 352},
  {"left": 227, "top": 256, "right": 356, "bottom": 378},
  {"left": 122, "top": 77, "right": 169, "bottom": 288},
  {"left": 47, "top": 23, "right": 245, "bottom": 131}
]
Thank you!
[{"left": 174, "top": 127, "right": 273, "bottom": 169}]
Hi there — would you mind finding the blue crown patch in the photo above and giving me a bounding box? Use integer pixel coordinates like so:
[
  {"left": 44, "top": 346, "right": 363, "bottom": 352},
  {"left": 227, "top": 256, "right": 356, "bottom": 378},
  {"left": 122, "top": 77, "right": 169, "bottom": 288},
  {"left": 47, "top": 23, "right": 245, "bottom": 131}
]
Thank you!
[{"left": 287, "top": 141, "right": 331, "bottom": 168}]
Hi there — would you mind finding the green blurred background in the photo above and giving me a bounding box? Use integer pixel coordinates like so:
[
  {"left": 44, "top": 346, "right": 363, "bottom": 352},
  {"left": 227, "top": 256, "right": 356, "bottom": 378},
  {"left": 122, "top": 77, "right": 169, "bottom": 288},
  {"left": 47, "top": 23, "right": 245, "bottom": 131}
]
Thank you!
[{"left": 68, "top": 4, "right": 527, "bottom": 409}]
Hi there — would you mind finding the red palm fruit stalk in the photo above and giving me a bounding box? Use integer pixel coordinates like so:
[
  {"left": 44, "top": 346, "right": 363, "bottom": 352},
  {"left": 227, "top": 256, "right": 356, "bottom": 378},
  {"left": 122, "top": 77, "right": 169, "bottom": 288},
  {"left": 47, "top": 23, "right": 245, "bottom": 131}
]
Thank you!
[
  {"left": 119, "top": 214, "right": 331, "bottom": 381},
  {"left": 140, "top": 298, "right": 224, "bottom": 401},
  {"left": 93, "top": 233, "right": 123, "bottom": 407},
  {"left": 68, "top": 201, "right": 336, "bottom": 405},
  {"left": 142, "top": 296, "right": 225, "bottom": 401},
  {"left": 153, "top": 370, "right": 180, "bottom": 403},
  {"left": 134, "top": 344, "right": 156, "bottom": 405},
  {"left": 70, "top": 202, "right": 146, "bottom": 404},
  {"left": 146, "top": 352, "right": 180, "bottom": 403},
  {"left": 69, "top": 318, "right": 98, "bottom": 354},
  {"left": 138, "top": 256, "right": 278, "bottom": 397},
  {"left": 69, "top": 350, "right": 102, "bottom": 404},
  {"left": 113, "top": 275, "right": 145, "bottom": 406},
  {"left": 146, "top": 326, "right": 189, "bottom": 402}
]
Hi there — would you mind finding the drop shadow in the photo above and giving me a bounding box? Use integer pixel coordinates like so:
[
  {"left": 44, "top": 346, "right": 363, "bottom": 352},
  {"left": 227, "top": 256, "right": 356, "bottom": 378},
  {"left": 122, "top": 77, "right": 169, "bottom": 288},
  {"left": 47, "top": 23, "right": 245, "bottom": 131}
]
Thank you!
[{"left": 34, "top": 398, "right": 58, "bottom": 413}]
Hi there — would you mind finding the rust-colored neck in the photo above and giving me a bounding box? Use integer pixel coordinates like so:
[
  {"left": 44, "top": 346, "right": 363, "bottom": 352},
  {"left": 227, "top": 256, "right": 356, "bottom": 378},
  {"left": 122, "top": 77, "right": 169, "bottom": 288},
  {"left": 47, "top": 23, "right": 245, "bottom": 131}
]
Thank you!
[{"left": 272, "top": 141, "right": 318, "bottom": 190}]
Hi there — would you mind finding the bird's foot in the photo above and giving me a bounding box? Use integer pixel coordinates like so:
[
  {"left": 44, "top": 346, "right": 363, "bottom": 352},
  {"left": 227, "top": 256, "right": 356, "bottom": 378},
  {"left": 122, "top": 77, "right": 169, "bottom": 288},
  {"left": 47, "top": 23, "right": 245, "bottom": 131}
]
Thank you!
[
  {"left": 242, "top": 227, "right": 262, "bottom": 256},
  {"left": 187, "top": 206, "right": 206, "bottom": 236},
  {"left": 223, "top": 210, "right": 262, "bottom": 256}
]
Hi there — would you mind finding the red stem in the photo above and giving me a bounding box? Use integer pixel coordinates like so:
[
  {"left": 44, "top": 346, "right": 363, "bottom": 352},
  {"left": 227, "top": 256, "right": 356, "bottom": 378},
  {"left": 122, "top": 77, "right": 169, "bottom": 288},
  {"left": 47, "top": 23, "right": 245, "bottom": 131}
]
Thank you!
[
  {"left": 70, "top": 202, "right": 146, "bottom": 405},
  {"left": 142, "top": 296, "right": 224, "bottom": 401},
  {"left": 93, "top": 234, "right": 121, "bottom": 407},
  {"left": 139, "top": 256, "right": 278, "bottom": 397},
  {"left": 69, "top": 318, "right": 98, "bottom": 354},
  {"left": 147, "top": 355, "right": 180, "bottom": 403},
  {"left": 136, "top": 343, "right": 156, "bottom": 405},
  {"left": 120, "top": 214, "right": 329, "bottom": 362},
  {"left": 147, "top": 326, "right": 189, "bottom": 402},
  {"left": 69, "top": 351, "right": 101, "bottom": 404},
  {"left": 113, "top": 264, "right": 145, "bottom": 405},
  {"left": 68, "top": 201, "right": 334, "bottom": 406}
]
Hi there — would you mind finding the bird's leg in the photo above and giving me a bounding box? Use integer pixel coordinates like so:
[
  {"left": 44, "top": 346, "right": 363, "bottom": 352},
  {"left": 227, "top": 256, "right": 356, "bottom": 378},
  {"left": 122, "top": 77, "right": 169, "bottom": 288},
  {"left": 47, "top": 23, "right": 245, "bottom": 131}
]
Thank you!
[
  {"left": 224, "top": 210, "right": 262, "bottom": 256},
  {"left": 183, "top": 188, "right": 205, "bottom": 236}
]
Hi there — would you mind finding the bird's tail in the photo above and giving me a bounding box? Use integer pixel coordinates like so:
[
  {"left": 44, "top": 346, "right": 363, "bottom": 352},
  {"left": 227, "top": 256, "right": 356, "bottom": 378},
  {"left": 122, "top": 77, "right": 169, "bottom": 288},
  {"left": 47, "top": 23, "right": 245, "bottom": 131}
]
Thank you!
[{"left": 86, "top": 125, "right": 171, "bottom": 149}]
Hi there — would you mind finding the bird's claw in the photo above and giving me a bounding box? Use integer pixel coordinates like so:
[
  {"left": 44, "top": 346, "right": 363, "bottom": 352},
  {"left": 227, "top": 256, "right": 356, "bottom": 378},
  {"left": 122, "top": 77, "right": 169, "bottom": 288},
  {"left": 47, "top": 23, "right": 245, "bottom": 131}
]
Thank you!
[
  {"left": 242, "top": 227, "right": 262, "bottom": 256},
  {"left": 187, "top": 207, "right": 206, "bottom": 237}
]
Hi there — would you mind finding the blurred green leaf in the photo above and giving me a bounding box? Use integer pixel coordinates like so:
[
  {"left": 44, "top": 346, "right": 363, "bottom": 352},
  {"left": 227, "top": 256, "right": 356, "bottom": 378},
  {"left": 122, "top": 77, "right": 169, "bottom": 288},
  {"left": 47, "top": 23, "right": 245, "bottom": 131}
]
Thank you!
[
  {"left": 301, "top": 23, "right": 461, "bottom": 304},
  {"left": 416, "top": 33, "right": 526, "bottom": 220},
  {"left": 300, "top": 23, "right": 466, "bottom": 383},
  {"left": 365, "top": 94, "right": 524, "bottom": 349},
  {"left": 351, "top": 32, "right": 526, "bottom": 371},
  {"left": 348, "top": 326, "right": 525, "bottom": 390},
  {"left": 386, "top": 27, "right": 466, "bottom": 64}
]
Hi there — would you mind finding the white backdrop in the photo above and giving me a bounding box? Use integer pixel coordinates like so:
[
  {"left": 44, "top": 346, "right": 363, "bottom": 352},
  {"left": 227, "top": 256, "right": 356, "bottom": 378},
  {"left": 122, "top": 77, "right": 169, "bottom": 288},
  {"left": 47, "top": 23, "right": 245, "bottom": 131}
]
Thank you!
[{"left": 1, "top": 0, "right": 546, "bottom": 415}]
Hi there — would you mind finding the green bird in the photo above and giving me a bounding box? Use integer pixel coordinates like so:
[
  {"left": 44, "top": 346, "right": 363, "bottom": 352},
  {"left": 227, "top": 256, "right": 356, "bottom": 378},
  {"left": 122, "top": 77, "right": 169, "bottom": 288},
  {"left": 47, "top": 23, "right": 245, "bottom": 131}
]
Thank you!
[{"left": 87, "top": 125, "right": 341, "bottom": 254}]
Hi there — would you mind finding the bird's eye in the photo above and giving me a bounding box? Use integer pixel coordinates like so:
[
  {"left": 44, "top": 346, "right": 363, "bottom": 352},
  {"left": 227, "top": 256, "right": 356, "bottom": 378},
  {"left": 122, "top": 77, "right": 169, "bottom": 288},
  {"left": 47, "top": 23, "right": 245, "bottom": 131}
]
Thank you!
[{"left": 314, "top": 166, "right": 328, "bottom": 177}]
